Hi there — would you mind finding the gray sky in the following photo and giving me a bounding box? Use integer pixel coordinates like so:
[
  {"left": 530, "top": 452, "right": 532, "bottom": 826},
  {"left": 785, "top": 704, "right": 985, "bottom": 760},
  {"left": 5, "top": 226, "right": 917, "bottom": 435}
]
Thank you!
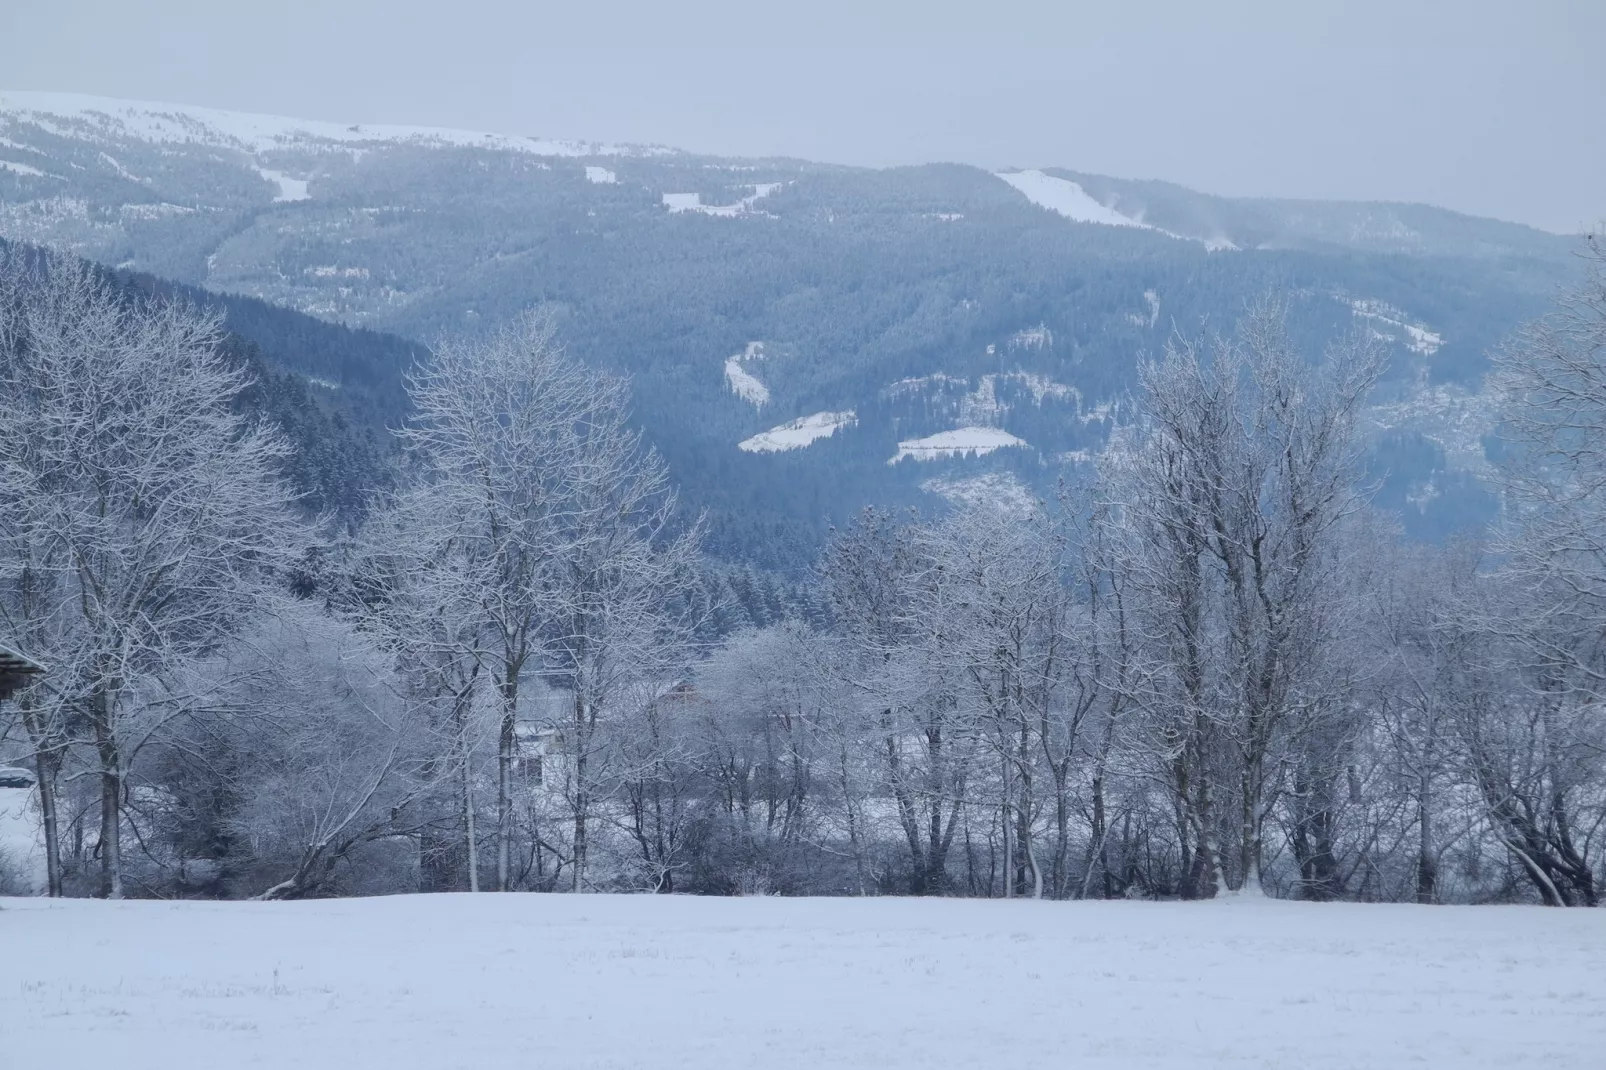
[{"left": 4, "top": 0, "right": 1601, "bottom": 233}]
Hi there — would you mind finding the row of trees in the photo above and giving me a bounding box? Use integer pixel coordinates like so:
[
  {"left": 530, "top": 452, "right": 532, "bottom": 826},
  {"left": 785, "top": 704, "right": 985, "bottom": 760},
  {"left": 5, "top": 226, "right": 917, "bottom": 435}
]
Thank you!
[{"left": 1, "top": 242, "right": 1602, "bottom": 904}]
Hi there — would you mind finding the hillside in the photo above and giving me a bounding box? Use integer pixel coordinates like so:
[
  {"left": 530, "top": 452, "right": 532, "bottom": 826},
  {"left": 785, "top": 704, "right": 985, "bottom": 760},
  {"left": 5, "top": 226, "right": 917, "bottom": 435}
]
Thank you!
[{"left": 1, "top": 92, "right": 1585, "bottom": 565}]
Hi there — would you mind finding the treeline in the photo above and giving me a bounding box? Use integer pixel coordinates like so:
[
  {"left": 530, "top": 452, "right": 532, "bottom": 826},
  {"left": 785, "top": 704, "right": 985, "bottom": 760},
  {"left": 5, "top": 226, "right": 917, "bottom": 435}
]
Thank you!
[{"left": 1, "top": 242, "right": 1603, "bottom": 905}]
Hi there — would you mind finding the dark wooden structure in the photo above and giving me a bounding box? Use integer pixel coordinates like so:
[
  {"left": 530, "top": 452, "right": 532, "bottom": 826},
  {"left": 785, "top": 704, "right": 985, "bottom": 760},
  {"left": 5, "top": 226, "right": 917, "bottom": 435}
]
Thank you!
[{"left": 0, "top": 642, "right": 45, "bottom": 701}]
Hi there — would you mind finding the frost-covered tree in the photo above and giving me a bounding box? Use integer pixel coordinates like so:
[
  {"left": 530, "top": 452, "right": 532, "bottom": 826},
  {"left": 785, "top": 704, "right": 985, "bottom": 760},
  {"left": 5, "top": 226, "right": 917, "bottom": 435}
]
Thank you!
[
  {"left": 368, "top": 309, "right": 699, "bottom": 893},
  {"left": 0, "top": 250, "right": 301, "bottom": 899},
  {"left": 1108, "top": 303, "right": 1384, "bottom": 894}
]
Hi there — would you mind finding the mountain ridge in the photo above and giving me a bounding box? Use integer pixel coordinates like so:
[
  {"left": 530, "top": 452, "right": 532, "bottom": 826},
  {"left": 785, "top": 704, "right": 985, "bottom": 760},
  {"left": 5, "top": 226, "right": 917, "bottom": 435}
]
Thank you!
[
  {"left": 0, "top": 91, "right": 1584, "bottom": 567},
  {"left": 0, "top": 90, "right": 1572, "bottom": 242}
]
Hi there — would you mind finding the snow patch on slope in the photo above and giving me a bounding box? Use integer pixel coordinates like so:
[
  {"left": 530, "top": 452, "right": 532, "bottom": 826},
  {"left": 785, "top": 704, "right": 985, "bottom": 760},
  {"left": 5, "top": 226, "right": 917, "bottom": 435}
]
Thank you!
[
  {"left": 663, "top": 182, "right": 783, "bottom": 218},
  {"left": 256, "top": 167, "right": 308, "bottom": 202},
  {"left": 0, "top": 159, "right": 55, "bottom": 178},
  {"left": 724, "top": 341, "right": 770, "bottom": 406},
  {"left": 996, "top": 170, "right": 1237, "bottom": 251},
  {"left": 1346, "top": 297, "right": 1444, "bottom": 355},
  {"left": 996, "top": 170, "right": 1145, "bottom": 228},
  {"left": 922, "top": 471, "right": 1035, "bottom": 513},
  {"left": 886, "top": 372, "right": 1077, "bottom": 425},
  {"left": 891, "top": 427, "right": 1029, "bottom": 464},
  {"left": 585, "top": 165, "right": 617, "bottom": 184},
  {"left": 740, "top": 411, "right": 856, "bottom": 453}
]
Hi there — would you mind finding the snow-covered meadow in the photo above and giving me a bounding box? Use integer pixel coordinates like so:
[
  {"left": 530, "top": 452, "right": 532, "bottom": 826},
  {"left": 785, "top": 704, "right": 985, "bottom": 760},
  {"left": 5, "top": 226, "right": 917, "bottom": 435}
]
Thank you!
[{"left": 4, "top": 894, "right": 1601, "bottom": 1069}]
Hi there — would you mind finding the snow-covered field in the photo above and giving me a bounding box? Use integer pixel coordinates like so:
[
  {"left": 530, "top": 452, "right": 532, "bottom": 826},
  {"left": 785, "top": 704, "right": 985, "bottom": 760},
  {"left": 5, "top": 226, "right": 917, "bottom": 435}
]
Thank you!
[
  {"left": 891, "top": 426, "right": 1028, "bottom": 463},
  {"left": 3, "top": 894, "right": 1600, "bottom": 1069},
  {"left": 739, "top": 410, "right": 856, "bottom": 452}
]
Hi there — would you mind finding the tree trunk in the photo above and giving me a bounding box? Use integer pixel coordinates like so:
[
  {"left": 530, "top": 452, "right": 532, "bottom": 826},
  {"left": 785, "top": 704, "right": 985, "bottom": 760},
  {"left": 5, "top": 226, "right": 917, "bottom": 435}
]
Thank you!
[
  {"left": 1416, "top": 770, "right": 1436, "bottom": 904},
  {"left": 495, "top": 672, "right": 518, "bottom": 892},
  {"left": 34, "top": 750, "right": 63, "bottom": 897},
  {"left": 91, "top": 689, "right": 122, "bottom": 900},
  {"left": 463, "top": 733, "right": 480, "bottom": 894},
  {"left": 572, "top": 690, "right": 589, "bottom": 893},
  {"left": 20, "top": 699, "right": 64, "bottom": 897}
]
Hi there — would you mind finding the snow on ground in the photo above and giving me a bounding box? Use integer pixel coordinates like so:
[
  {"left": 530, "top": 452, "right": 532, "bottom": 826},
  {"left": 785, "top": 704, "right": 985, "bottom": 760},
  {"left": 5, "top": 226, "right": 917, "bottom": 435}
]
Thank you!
[
  {"left": 723, "top": 341, "right": 771, "bottom": 406},
  {"left": 0, "top": 768, "right": 46, "bottom": 894},
  {"left": 663, "top": 182, "right": 782, "bottom": 217},
  {"left": 922, "top": 471, "right": 1036, "bottom": 513},
  {"left": 0, "top": 158, "right": 54, "bottom": 178},
  {"left": 119, "top": 202, "right": 196, "bottom": 219},
  {"left": 891, "top": 426, "right": 1028, "bottom": 463},
  {"left": 0, "top": 91, "right": 666, "bottom": 158},
  {"left": 1365, "top": 382, "right": 1499, "bottom": 475},
  {"left": 256, "top": 167, "right": 309, "bottom": 202},
  {"left": 995, "top": 171, "right": 1237, "bottom": 251},
  {"left": 1, "top": 894, "right": 1601, "bottom": 1070},
  {"left": 739, "top": 410, "right": 856, "bottom": 452},
  {"left": 995, "top": 169, "right": 1147, "bottom": 229},
  {"left": 585, "top": 165, "right": 617, "bottom": 184},
  {"left": 1346, "top": 297, "right": 1445, "bottom": 355},
  {"left": 724, "top": 361, "right": 769, "bottom": 405}
]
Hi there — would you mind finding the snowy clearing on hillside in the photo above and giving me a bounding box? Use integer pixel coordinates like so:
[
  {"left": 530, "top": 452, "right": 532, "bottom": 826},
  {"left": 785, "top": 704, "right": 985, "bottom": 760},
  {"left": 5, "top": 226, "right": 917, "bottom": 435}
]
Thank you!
[
  {"left": 2, "top": 894, "right": 1601, "bottom": 1070},
  {"left": 922, "top": 471, "right": 1036, "bottom": 512},
  {"left": 739, "top": 410, "right": 856, "bottom": 452},
  {"left": 1346, "top": 297, "right": 1445, "bottom": 355},
  {"left": 996, "top": 169, "right": 1146, "bottom": 228},
  {"left": 891, "top": 426, "right": 1028, "bottom": 463},
  {"left": 0, "top": 91, "right": 666, "bottom": 158},
  {"left": 0, "top": 158, "right": 55, "bottom": 178},
  {"left": 663, "top": 182, "right": 782, "bottom": 217},
  {"left": 256, "top": 167, "right": 309, "bottom": 202},
  {"left": 585, "top": 165, "right": 617, "bottom": 184},
  {"left": 724, "top": 341, "right": 771, "bottom": 406},
  {"left": 995, "top": 171, "right": 1238, "bottom": 251}
]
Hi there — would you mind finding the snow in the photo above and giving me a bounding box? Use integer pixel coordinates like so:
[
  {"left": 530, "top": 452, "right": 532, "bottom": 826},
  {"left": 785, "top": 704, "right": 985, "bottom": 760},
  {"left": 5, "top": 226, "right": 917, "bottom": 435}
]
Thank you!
[
  {"left": 256, "top": 167, "right": 309, "bottom": 202},
  {"left": 996, "top": 169, "right": 1147, "bottom": 229},
  {"left": 723, "top": 341, "right": 771, "bottom": 406},
  {"left": 663, "top": 182, "right": 783, "bottom": 217},
  {"left": 585, "top": 165, "right": 617, "bottom": 184},
  {"left": 1006, "top": 324, "right": 1053, "bottom": 350},
  {"left": 1346, "top": 297, "right": 1445, "bottom": 355},
  {"left": 891, "top": 426, "right": 1028, "bottom": 463},
  {"left": 724, "top": 360, "right": 770, "bottom": 405},
  {"left": 739, "top": 410, "right": 856, "bottom": 452},
  {"left": 995, "top": 171, "right": 1238, "bottom": 252},
  {"left": 0, "top": 158, "right": 54, "bottom": 178},
  {"left": 922, "top": 471, "right": 1035, "bottom": 512},
  {"left": 119, "top": 202, "right": 195, "bottom": 219},
  {"left": 0, "top": 91, "right": 667, "bottom": 158},
  {"left": 884, "top": 373, "right": 967, "bottom": 397},
  {"left": 0, "top": 769, "right": 46, "bottom": 894},
  {"left": 1, "top": 894, "right": 1601, "bottom": 1069}
]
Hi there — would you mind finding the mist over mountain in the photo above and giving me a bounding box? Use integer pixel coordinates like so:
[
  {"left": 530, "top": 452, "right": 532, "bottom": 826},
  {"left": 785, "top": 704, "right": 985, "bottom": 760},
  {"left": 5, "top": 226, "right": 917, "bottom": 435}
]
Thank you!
[{"left": 0, "top": 92, "right": 1582, "bottom": 565}]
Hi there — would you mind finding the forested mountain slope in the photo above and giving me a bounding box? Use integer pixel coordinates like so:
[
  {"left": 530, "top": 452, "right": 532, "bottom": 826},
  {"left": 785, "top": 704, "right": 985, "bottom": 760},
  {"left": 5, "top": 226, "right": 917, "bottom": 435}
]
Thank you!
[
  {"left": 0, "top": 236, "right": 419, "bottom": 525},
  {"left": 1, "top": 92, "right": 1584, "bottom": 565}
]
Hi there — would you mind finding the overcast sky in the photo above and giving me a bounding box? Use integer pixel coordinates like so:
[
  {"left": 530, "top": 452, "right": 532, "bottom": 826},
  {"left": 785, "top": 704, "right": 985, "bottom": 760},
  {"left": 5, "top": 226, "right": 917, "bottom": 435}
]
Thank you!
[{"left": 3, "top": 0, "right": 1600, "bottom": 232}]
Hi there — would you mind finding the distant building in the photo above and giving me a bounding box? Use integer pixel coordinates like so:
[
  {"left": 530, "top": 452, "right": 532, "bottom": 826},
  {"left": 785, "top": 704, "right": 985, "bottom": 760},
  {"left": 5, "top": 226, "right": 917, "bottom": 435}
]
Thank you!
[
  {"left": 0, "top": 642, "right": 44, "bottom": 701},
  {"left": 0, "top": 643, "right": 47, "bottom": 894}
]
